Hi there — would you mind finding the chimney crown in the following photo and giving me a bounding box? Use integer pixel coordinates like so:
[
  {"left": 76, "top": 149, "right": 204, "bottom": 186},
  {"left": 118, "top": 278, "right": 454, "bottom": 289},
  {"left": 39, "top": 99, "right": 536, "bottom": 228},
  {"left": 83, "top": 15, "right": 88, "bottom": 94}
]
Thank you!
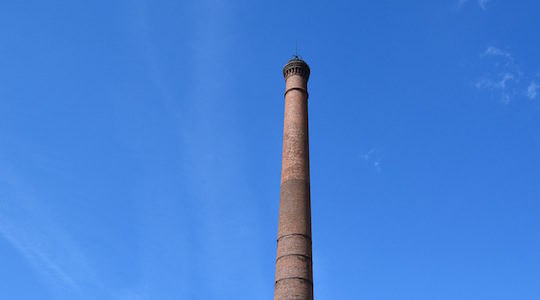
[{"left": 283, "top": 56, "right": 310, "bottom": 81}]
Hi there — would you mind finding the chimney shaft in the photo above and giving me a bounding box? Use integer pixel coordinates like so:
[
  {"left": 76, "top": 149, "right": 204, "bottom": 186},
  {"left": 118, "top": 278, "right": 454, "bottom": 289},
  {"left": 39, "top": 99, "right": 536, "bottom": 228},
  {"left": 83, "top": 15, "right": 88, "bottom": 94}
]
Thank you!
[{"left": 274, "top": 58, "right": 313, "bottom": 300}]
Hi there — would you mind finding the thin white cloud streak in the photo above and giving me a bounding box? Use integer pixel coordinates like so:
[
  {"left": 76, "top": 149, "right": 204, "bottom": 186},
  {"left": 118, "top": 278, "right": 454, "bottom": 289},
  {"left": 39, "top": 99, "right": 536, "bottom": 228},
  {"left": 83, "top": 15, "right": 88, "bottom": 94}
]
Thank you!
[
  {"left": 0, "top": 162, "right": 100, "bottom": 298},
  {"left": 132, "top": 0, "right": 267, "bottom": 297},
  {"left": 0, "top": 219, "right": 81, "bottom": 293},
  {"left": 180, "top": 0, "right": 268, "bottom": 294},
  {"left": 458, "top": 0, "right": 491, "bottom": 10},
  {"left": 479, "top": 0, "right": 490, "bottom": 9},
  {"left": 134, "top": 0, "right": 180, "bottom": 116}
]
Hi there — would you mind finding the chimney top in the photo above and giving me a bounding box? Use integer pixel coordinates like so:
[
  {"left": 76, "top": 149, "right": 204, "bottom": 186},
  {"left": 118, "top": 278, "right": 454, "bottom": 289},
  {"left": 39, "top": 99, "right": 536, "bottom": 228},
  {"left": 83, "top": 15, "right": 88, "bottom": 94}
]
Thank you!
[{"left": 283, "top": 56, "right": 310, "bottom": 80}]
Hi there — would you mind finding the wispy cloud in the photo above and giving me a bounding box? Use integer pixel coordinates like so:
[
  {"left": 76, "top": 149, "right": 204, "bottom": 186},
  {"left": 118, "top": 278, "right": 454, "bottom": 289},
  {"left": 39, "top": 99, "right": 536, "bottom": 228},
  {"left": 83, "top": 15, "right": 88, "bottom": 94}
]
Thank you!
[
  {"left": 474, "top": 46, "right": 540, "bottom": 104},
  {"left": 483, "top": 46, "right": 512, "bottom": 59},
  {"left": 459, "top": 0, "right": 491, "bottom": 10},
  {"left": 478, "top": 0, "right": 490, "bottom": 9},
  {"left": 362, "top": 148, "right": 382, "bottom": 173},
  {"left": 476, "top": 72, "right": 516, "bottom": 104},
  {"left": 475, "top": 46, "right": 525, "bottom": 104},
  {"left": 527, "top": 82, "right": 540, "bottom": 99},
  {"left": 476, "top": 72, "right": 514, "bottom": 89}
]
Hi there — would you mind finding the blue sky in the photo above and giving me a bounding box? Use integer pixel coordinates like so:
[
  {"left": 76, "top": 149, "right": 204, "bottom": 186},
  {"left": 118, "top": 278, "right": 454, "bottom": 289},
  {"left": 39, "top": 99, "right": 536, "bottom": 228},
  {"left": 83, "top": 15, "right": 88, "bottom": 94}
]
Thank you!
[{"left": 1, "top": 1, "right": 539, "bottom": 299}]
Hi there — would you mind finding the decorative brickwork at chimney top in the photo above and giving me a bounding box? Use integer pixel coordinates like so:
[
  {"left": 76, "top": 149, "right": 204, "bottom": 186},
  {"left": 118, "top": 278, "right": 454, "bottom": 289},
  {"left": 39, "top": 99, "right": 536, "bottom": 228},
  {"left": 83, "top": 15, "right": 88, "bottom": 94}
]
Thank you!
[
  {"left": 283, "top": 57, "right": 310, "bottom": 80},
  {"left": 275, "top": 57, "right": 313, "bottom": 300}
]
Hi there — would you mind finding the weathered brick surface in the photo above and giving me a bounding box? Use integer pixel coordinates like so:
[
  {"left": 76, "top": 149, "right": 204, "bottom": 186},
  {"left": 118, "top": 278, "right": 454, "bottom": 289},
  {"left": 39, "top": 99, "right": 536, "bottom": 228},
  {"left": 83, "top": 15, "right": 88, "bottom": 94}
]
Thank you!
[
  {"left": 275, "top": 58, "right": 313, "bottom": 300},
  {"left": 281, "top": 94, "right": 309, "bottom": 183},
  {"left": 277, "top": 180, "right": 311, "bottom": 237},
  {"left": 276, "top": 255, "right": 312, "bottom": 280},
  {"left": 275, "top": 279, "right": 313, "bottom": 300},
  {"left": 276, "top": 233, "right": 312, "bottom": 259}
]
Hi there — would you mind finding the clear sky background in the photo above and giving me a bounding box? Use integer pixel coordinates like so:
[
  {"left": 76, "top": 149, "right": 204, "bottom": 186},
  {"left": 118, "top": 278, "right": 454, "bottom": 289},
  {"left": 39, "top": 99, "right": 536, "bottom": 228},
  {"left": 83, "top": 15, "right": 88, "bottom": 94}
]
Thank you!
[{"left": 1, "top": 1, "right": 539, "bottom": 299}]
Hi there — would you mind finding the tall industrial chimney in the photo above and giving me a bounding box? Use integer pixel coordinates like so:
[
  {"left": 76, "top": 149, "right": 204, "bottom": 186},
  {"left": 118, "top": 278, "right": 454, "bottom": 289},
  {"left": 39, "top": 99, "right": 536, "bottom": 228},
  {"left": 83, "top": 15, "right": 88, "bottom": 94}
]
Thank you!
[{"left": 274, "top": 57, "right": 313, "bottom": 300}]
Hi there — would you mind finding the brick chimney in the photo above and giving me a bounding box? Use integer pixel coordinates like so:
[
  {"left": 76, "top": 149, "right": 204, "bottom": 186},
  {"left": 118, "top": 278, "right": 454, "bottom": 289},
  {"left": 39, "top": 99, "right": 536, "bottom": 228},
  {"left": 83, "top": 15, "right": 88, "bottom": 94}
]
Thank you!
[{"left": 274, "top": 57, "right": 313, "bottom": 300}]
